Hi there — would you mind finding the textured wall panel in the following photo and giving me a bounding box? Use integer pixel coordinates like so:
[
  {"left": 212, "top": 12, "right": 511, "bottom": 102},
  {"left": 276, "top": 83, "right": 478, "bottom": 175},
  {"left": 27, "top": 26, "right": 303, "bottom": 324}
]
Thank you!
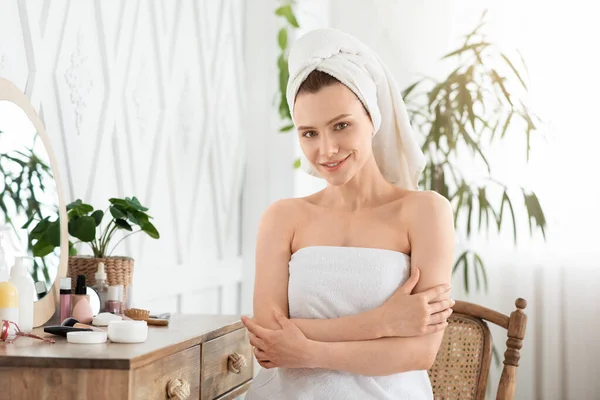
[{"left": 0, "top": 0, "right": 245, "bottom": 312}]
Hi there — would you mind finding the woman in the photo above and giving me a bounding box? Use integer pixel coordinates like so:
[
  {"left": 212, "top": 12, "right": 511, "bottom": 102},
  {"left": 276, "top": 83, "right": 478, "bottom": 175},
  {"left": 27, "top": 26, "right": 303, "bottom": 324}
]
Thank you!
[{"left": 242, "top": 28, "right": 455, "bottom": 399}]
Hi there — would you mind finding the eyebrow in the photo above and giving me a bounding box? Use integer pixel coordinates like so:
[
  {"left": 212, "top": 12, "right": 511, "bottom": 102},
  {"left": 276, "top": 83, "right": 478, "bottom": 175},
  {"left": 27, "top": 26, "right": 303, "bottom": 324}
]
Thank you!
[{"left": 297, "top": 114, "right": 352, "bottom": 131}]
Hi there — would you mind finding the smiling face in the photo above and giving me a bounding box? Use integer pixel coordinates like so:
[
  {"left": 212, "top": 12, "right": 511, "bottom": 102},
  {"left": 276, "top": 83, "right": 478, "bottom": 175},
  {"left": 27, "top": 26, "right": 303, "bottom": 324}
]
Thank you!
[{"left": 294, "top": 73, "right": 374, "bottom": 187}]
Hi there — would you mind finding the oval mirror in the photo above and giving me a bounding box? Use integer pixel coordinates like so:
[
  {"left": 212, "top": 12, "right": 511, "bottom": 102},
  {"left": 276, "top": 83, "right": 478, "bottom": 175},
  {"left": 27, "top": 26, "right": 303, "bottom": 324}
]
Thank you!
[{"left": 0, "top": 78, "right": 68, "bottom": 327}]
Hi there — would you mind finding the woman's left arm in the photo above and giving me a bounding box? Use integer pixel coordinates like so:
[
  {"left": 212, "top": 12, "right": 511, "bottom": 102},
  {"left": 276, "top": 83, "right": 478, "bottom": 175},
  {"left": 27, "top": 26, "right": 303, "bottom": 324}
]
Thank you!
[
  {"left": 248, "top": 191, "right": 455, "bottom": 375},
  {"left": 310, "top": 192, "right": 455, "bottom": 375}
]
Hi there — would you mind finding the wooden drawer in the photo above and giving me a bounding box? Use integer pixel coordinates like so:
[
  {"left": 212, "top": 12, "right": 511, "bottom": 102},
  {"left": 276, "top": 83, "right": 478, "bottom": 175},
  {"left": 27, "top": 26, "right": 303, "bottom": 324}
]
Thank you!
[
  {"left": 201, "top": 328, "right": 253, "bottom": 400},
  {"left": 131, "top": 346, "right": 201, "bottom": 400}
]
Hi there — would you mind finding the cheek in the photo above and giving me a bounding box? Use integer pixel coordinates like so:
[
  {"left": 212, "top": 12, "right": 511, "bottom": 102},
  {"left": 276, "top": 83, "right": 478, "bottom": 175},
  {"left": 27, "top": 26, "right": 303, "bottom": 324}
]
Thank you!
[
  {"left": 299, "top": 140, "right": 318, "bottom": 159},
  {"left": 345, "top": 130, "right": 372, "bottom": 156}
]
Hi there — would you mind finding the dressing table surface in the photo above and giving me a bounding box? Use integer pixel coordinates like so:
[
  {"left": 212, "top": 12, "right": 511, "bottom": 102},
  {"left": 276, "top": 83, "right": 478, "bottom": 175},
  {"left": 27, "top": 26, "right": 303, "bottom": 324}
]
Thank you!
[{"left": 0, "top": 314, "right": 253, "bottom": 400}]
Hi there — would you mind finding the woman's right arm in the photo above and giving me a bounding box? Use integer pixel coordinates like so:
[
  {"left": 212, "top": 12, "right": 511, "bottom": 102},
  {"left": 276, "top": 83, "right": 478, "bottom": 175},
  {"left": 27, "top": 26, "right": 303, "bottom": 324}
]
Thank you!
[{"left": 252, "top": 199, "right": 451, "bottom": 342}]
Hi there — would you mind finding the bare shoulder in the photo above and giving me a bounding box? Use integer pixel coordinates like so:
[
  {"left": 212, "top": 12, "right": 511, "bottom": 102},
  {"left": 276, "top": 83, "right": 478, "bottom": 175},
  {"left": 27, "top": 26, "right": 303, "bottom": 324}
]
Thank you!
[
  {"left": 403, "top": 190, "right": 452, "bottom": 216},
  {"left": 401, "top": 190, "right": 454, "bottom": 236},
  {"left": 261, "top": 197, "right": 309, "bottom": 219},
  {"left": 258, "top": 197, "right": 310, "bottom": 234}
]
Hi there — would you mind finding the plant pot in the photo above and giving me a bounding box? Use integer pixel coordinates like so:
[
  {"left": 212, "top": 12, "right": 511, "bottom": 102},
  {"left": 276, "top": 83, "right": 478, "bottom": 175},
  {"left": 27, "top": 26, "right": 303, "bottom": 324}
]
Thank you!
[{"left": 67, "top": 256, "right": 134, "bottom": 303}]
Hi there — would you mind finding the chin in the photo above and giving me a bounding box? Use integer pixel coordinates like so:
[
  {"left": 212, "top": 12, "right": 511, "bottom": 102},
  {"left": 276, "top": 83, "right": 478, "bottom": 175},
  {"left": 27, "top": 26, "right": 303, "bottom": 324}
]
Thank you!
[{"left": 322, "top": 171, "right": 353, "bottom": 187}]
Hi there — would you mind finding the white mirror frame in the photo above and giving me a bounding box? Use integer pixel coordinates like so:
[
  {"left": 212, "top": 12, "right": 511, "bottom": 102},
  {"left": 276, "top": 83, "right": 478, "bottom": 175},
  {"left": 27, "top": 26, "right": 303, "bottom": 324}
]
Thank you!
[{"left": 0, "top": 77, "right": 69, "bottom": 327}]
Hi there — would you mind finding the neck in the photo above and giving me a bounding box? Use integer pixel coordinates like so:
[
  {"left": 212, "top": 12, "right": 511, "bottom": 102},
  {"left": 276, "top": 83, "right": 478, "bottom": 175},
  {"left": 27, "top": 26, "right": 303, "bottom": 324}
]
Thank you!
[{"left": 323, "top": 156, "right": 397, "bottom": 211}]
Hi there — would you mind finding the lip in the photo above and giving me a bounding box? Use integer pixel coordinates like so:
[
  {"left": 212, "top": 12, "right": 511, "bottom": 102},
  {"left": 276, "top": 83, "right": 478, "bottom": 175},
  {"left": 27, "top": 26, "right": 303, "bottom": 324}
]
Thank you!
[{"left": 319, "top": 154, "right": 350, "bottom": 172}]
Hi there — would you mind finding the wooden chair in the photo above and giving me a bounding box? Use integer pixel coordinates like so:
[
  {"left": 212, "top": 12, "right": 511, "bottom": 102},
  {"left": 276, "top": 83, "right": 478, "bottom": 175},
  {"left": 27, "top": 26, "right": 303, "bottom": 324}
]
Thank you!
[{"left": 428, "top": 298, "right": 528, "bottom": 400}]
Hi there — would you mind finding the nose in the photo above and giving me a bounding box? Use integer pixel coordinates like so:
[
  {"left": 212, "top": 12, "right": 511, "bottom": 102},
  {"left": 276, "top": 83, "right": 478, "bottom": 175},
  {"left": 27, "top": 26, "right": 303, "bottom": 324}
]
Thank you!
[{"left": 319, "top": 134, "right": 339, "bottom": 158}]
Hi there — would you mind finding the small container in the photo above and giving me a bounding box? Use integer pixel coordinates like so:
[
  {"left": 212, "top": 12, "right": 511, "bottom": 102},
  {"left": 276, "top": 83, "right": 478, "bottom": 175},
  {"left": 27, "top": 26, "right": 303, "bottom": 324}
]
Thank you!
[
  {"left": 59, "top": 277, "right": 72, "bottom": 322},
  {"left": 67, "top": 331, "right": 107, "bottom": 344},
  {"left": 108, "top": 320, "right": 148, "bottom": 343},
  {"left": 92, "top": 312, "right": 122, "bottom": 327},
  {"left": 105, "top": 285, "right": 123, "bottom": 314}
]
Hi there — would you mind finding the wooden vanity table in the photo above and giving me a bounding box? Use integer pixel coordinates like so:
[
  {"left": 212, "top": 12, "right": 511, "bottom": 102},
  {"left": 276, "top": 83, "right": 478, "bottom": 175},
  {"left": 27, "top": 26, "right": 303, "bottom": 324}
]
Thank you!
[{"left": 0, "top": 315, "right": 253, "bottom": 400}]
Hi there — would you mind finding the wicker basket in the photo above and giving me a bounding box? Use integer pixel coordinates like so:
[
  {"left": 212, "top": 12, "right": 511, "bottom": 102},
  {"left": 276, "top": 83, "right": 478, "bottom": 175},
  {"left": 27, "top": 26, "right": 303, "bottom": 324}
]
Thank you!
[{"left": 67, "top": 256, "right": 134, "bottom": 303}]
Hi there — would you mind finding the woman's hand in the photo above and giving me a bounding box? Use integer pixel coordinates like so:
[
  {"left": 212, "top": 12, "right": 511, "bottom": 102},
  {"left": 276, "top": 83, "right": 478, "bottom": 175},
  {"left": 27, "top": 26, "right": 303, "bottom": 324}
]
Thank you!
[
  {"left": 241, "top": 310, "right": 315, "bottom": 369},
  {"left": 379, "top": 265, "right": 454, "bottom": 337}
]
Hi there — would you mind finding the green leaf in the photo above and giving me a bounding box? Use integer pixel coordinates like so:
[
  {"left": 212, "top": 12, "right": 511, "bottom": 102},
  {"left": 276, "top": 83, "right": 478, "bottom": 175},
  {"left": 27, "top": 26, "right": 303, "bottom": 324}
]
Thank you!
[
  {"left": 441, "top": 42, "right": 491, "bottom": 59},
  {"left": 280, "top": 124, "right": 295, "bottom": 132},
  {"left": 498, "top": 190, "right": 517, "bottom": 244},
  {"left": 68, "top": 241, "right": 78, "bottom": 256},
  {"left": 32, "top": 239, "right": 55, "bottom": 258},
  {"left": 142, "top": 221, "right": 160, "bottom": 239},
  {"left": 66, "top": 199, "right": 83, "bottom": 211},
  {"left": 466, "top": 195, "right": 473, "bottom": 237},
  {"left": 500, "top": 52, "right": 527, "bottom": 89},
  {"left": 489, "top": 69, "right": 513, "bottom": 106},
  {"left": 30, "top": 217, "right": 50, "bottom": 240},
  {"left": 278, "top": 28, "right": 288, "bottom": 50},
  {"left": 452, "top": 250, "right": 468, "bottom": 274},
  {"left": 428, "top": 82, "right": 445, "bottom": 107},
  {"left": 275, "top": 4, "right": 299, "bottom": 27},
  {"left": 110, "top": 206, "right": 126, "bottom": 220},
  {"left": 127, "top": 209, "right": 150, "bottom": 225},
  {"left": 118, "top": 197, "right": 148, "bottom": 212},
  {"left": 68, "top": 216, "right": 97, "bottom": 242},
  {"left": 524, "top": 192, "right": 547, "bottom": 240},
  {"left": 21, "top": 215, "right": 36, "bottom": 229},
  {"left": 47, "top": 220, "right": 61, "bottom": 247},
  {"left": 477, "top": 187, "right": 487, "bottom": 232},
  {"left": 452, "top": 184, "right": 466, "bottom": 226},
  {"left": 66, "top": 199, "right": 93, "bottom": 215},
  {"left": 463, "top": 254, "right": 470, "bottom": 294},
  {"left": 92, "top": 210, "right": 104, "bottom": 226},
  {"left": 454, "top": 116, "right": 491, "bottom": 173},
  {"left": 500, "top": 112, "right": 514, "bottom": 139},
  {"left": 293, "top": 158, "right": 301, "bottom": 169},
  {"left": 114, "top": 218, "right": 133, "bottom": 231},
  {"left": 473, "top": 252, "right": 488, "bottom": 292}
]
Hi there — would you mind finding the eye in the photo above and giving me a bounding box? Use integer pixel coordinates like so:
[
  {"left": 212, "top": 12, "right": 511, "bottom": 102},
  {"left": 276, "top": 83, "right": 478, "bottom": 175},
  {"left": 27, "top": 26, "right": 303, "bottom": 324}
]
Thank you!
[
  {"left": 302, "top": 131, "right": 317, "bottom": 138},
  {"left": 334, "top": 122, "right": 349, "bottom": 130}
]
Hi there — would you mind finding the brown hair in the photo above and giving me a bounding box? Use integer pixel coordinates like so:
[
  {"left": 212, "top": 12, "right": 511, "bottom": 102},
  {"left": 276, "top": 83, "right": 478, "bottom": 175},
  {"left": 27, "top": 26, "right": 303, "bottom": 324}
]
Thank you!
[
  {"left": 297, "top": 70, "right": 341, "bottom": 94},
  {"left": 296, "top": 70, "right": 370, "bottom": 117}
]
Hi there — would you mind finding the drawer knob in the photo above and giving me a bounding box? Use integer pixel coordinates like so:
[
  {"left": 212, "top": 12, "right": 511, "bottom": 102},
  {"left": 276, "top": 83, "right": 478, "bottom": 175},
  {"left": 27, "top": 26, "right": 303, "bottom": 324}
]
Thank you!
[
  {"left": 227, "top": 352, "right": 247, "bottom": 374},
  {"left": 167, "top": 378, "right": 190, "bottom": 399}
]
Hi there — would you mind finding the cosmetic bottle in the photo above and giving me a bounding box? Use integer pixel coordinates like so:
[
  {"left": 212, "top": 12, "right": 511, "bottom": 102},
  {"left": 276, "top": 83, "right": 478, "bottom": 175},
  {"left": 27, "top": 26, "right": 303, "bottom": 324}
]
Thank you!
[
  {"left": 9, "top": 256, "right": 35, "bottom": 332},
  {"left": 0, "top": 241, "right": 18, "bottom": 324},
  {"left": 92, "top": 262, "right": 109, "bottom": 313},
  {"left": 59, "top": 277, "right": 72, "bottom": 322},
  {"left": 71, "top": 275, "right": 89, "bottom": 309},
  {"left": 105, "top": 285, "right": 123, "bottom": 314}
]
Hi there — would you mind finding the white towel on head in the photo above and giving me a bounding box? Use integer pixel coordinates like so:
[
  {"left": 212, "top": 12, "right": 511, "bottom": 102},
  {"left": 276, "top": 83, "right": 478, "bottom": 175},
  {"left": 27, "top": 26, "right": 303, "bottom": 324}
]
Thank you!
[{"left": 286, "top": 28, "right": 426, "bottom": 191}]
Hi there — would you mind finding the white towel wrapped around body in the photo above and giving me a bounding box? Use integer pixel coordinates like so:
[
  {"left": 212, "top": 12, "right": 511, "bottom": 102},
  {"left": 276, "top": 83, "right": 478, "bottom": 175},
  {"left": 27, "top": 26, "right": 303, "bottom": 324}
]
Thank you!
[
  {"left": 286, "top": 28, "right": 426, "bottom": 191},
  {"left": 245, "top": 246, "right": 434, "bottom": 399}
]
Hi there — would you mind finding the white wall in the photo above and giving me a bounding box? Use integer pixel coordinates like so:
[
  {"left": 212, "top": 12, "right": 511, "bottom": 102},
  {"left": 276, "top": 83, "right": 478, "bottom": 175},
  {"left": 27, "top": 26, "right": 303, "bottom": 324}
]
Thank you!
[{"left": 0, "top": 0, "right": 247, "bottom": 315}]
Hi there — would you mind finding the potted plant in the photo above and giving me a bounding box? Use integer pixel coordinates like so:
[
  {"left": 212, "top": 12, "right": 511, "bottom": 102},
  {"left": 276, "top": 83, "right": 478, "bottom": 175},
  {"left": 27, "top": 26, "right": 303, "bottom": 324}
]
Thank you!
[{"left": 23, "top": 196, "right": 159, "bottom": 300}]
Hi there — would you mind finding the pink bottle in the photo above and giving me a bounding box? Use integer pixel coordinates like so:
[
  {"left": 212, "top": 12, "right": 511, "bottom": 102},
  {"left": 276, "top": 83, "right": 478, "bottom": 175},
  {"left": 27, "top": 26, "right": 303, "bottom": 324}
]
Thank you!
[{"left": 59, "top": 277, "right": 71, "bottom": 323}]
